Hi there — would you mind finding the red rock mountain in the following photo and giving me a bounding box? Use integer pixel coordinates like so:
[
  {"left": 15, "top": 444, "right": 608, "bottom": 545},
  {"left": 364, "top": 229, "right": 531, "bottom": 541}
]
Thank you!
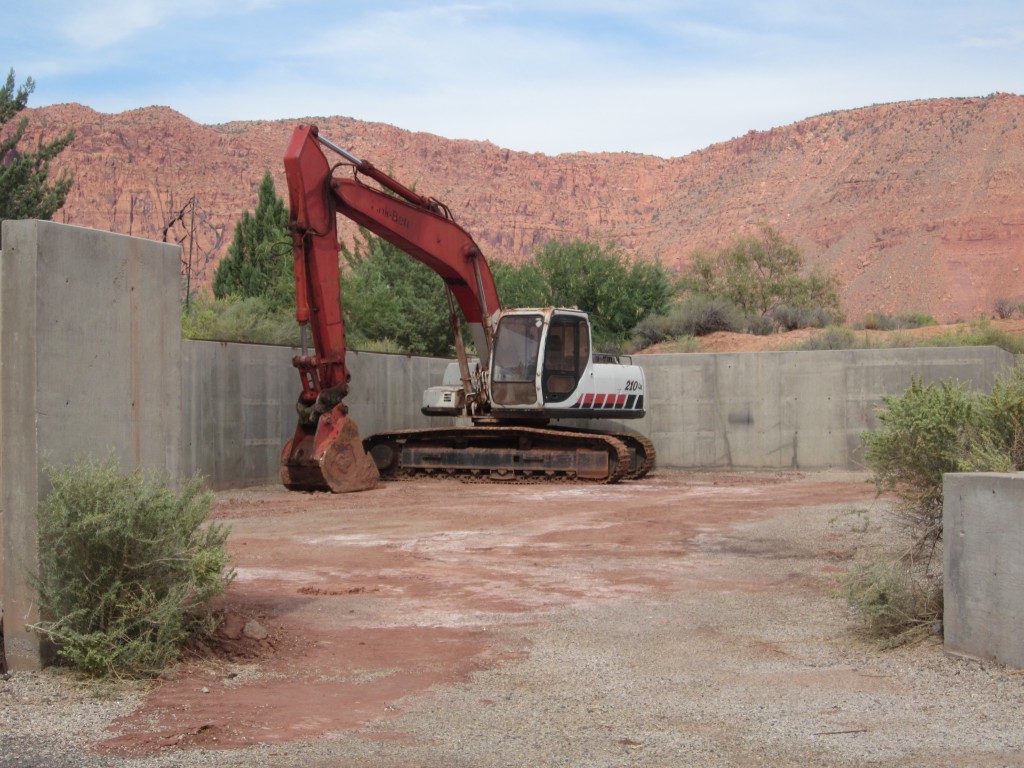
[{"left": 19, "top": 93, "right": 1024, "bottom": 322}]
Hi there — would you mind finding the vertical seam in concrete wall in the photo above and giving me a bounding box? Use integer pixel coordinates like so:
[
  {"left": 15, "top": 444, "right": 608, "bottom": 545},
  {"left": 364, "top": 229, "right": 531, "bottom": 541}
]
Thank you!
[
  {"left": 129, "top": 243, "right": 141, "bottom": 467},
  {"left": 712, "top": 356, "right": 732, "bottom": 466}
]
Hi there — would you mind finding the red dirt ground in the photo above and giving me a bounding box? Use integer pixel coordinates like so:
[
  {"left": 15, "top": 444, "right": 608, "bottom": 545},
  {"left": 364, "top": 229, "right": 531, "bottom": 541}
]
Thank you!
[{"left": 95, "top": 471, "right": 878, "bottom": 755}]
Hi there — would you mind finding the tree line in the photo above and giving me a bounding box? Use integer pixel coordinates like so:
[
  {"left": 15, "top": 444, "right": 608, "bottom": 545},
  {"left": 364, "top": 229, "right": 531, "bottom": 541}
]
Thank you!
[{"left": 192, "top": 171, "right": 841, "bottom": 355}]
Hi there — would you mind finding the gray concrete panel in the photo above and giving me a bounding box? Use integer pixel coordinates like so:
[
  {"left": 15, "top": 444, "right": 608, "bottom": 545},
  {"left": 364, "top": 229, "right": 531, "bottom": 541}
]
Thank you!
[
  {"left": 578, "top": 346, "right": 1016, "bottom": 471},
  {"left": 181, "top": 343, "right": 453, "bottom": 489},
  {"left": 944, "top": 473, "right": 1024, "bottom": 668},
  {"left": 1, "top": 220, "right": 181, "bottom": 671},
  {"left": 181, "top": 341, "right": 297, "bottom": 489}
]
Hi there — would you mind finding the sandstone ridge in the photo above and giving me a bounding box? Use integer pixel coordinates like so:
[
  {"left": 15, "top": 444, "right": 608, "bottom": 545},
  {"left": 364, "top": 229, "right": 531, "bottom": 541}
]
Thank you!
[{"left": 22, "top": 93, "right": 1024, "bottom": 323}]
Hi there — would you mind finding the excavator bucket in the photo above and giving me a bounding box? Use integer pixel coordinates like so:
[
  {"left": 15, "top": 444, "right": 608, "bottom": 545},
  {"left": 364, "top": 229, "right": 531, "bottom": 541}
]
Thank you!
[{"left": 281, "top": 408, "right": 380, "bottom": 493}]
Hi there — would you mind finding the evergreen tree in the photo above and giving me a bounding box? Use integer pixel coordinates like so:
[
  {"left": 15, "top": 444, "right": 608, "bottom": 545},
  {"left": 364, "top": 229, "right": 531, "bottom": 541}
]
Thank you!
[
  {"left": 0, "top": 69, "right": 75, "bottom": 224},
  {"left": 212, "top": 171, "right": 292, "bottom": 310}
]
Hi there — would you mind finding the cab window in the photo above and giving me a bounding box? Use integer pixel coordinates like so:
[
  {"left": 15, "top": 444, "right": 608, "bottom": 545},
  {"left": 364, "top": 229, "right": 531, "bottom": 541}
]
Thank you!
[{"left": 542, "top": 316, "right": 589, "bottom": 402}]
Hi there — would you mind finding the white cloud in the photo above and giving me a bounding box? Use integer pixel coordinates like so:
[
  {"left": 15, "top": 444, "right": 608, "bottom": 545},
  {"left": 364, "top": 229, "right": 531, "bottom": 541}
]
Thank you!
[
  {"left": 6, "top": 0, "right": 1023, "bottom": 156},
  {"left": 55, "top": 0, "right": 280, "bottom": 49}
]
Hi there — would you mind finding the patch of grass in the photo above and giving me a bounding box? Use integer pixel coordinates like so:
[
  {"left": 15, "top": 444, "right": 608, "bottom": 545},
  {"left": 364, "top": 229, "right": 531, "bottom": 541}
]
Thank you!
[{"left": 914, "top": 318, "right": 1024, "bottom": 355}]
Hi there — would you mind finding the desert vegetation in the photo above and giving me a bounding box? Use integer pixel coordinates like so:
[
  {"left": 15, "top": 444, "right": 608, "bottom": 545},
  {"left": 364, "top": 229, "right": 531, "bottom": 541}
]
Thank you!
[
  {"left": 30, "top": 455, "right": 233, "bottom": 678},
  {"left": 845, "top": 361, "right": 1024, "bottom": 645}
]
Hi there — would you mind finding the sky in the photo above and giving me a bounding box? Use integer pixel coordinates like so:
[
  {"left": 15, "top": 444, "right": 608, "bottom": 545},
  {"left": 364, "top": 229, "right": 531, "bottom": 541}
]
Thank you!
[{"left": 5, "top": 1, "right": 1023, "bottom": 157}]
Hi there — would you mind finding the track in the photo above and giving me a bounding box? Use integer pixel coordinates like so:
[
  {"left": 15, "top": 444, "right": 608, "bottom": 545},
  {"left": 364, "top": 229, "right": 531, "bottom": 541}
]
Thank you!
[{"left": 363, "top": 425, "right": 650, "bottom": 484}]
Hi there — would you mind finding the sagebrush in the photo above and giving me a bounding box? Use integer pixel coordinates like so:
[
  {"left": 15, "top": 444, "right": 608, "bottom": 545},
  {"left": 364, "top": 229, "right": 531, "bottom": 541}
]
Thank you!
[
  {"left": 861, "top": 378, "right": 980, "bottom": 550},
  {"left": 840, "top": 559, "right": 943, "bottom": 647},
  {"left": 852, "top": 361, "right": 1024, "bottom": 643},
  {"left": 31, "top": 456, "right": 233, "bottom": 678}
]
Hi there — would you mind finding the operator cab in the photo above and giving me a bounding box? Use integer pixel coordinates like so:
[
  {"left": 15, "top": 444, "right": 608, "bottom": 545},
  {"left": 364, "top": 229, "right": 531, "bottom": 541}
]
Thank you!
[
  {"left": 491, "top": 309, "right": 588, "bottom": 406},
  {"left": 489, "top": 308, "right": 646, "bottom": 420}
]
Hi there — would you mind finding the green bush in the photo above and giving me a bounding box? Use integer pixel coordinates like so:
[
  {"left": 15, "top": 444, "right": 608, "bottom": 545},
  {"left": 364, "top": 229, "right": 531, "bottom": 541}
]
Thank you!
[
  {"left": 182, "top": 292, "right": 300, "bottom": 346},
  {"left": 744, "top": 313, "right": 777, "bottom": 336},
  {"left": 672, "top": 296, "right": 745, "bottom": 337},
  {"left": 31, "top": 456, "right": 233, "bottom": 678},
  {"left": 770, "top": 304, "right": 834, "bottom": 332},
  {"left": 631, "top": 312, "right": 676, "bottom": 348},
  {"left": 861, "top": 378, "right": 980, "bottom": 549},
  {"left": 980, "top": 362, "right": 1024, "bottom": 468}
]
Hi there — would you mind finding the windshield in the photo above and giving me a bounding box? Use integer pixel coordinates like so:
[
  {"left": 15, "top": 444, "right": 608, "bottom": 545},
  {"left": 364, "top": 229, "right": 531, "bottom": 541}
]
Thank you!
[{"left": 492, "top": 314, "right": 542, "bottom": 383}]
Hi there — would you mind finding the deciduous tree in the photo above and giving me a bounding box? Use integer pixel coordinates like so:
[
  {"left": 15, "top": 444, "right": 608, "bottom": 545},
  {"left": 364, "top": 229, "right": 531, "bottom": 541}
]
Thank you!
[
  {"left": 340, "top": 227, "right": 454, "bottom": 357},
  {"left": 533, "top": 238, "right": 672, "bottom": 345},
  {"left": 680, "top": 224, "right": 840, "bottom": 320}
]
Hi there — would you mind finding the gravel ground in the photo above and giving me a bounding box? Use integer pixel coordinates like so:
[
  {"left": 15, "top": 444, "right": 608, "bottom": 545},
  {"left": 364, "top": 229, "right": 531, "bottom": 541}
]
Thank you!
[{"left": 2, "top": 481, "right": 1023, "bottom": 767}]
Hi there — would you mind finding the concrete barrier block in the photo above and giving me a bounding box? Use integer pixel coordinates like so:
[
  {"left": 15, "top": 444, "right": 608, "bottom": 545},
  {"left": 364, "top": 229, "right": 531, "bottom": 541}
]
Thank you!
[
  {"left": 1, "top": 220, "right": 182, "bottom": 671},
  {"left": 944, "top": 472, "right": 1024, "bottom": 668}
]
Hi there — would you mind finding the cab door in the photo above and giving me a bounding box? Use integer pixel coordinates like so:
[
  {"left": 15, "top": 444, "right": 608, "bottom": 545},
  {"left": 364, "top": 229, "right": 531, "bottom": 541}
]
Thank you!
[{"left": 541, "top": 313, "right": 590, "bottom": 403}]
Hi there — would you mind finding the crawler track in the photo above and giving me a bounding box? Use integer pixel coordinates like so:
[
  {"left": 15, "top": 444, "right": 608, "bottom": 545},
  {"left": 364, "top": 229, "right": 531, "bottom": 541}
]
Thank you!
[{"left": 364, "top": 425, "right": 645, "bottom": 484}]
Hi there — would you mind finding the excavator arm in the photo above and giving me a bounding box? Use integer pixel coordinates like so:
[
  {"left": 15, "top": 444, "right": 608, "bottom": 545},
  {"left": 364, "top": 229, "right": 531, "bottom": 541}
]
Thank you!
[
  {"left": 280, "top": 124, "right": 503, "bottom": 491},
  {"left": 286, "top": 125, "right": 501, "bottom": 357}
]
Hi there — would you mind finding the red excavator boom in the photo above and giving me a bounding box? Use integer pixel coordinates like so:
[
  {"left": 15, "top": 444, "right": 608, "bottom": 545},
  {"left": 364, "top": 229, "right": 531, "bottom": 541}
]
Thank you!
[
  {"left": 281, "top": 124, "right": 502, "bottom": 491},
  {"left": 281, "top": 124, "right": 654, "bottom": 492}
]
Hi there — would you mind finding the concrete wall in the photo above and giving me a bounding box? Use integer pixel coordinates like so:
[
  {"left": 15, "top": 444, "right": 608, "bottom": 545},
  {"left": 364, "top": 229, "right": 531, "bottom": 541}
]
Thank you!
[
  {"left": 944, "top": 473, "right": 1024, "bottom": 668},
  {"left": 183, "top": 342, "right": 1017, "bottom": 487},
  {"left": 0, "top": 220, "right": 181, "bottom": 671},
  {"left": 183, "top": 341, "right": 453, "bottom": 489},
  {"left": 581, "top": 346, "right": 1016, "bottom": 471}
]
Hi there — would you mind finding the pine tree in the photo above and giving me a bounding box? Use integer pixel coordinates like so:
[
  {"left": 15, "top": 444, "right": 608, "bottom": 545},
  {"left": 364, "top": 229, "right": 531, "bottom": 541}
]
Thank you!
[
  {"left": 212, "top": 170, "right": 292, "bottom": 309},
  {"left": 0, "top": 69, "right": 75, "bottom": 223}
]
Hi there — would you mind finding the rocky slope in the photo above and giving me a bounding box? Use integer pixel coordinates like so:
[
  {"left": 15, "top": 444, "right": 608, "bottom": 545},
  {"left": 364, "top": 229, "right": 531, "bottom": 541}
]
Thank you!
[{"left": 17, "top": 93, "right": 1024, "bottom": 322}]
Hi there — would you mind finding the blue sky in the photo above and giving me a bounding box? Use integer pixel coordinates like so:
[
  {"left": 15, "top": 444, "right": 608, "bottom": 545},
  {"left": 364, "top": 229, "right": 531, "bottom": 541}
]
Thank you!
[{"left": 6, "top": 1, "right": 1023, "bottom": 156}]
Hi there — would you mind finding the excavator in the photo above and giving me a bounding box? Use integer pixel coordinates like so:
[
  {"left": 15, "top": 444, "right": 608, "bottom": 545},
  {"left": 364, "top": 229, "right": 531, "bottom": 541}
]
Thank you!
[{"left": 280, "top": 124, "right": 655, "bottom": 492}]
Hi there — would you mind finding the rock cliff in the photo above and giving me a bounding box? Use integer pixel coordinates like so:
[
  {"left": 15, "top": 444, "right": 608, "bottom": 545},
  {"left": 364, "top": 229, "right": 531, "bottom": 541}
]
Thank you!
[{"left": 19, "top": 93, "right": 1024, "bottom": 322}]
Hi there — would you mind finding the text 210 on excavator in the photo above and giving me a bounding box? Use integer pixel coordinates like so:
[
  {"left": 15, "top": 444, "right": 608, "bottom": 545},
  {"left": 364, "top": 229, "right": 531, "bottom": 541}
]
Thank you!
[{"left": 280, "top": 124, "right": 655, "bottom": 492}]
